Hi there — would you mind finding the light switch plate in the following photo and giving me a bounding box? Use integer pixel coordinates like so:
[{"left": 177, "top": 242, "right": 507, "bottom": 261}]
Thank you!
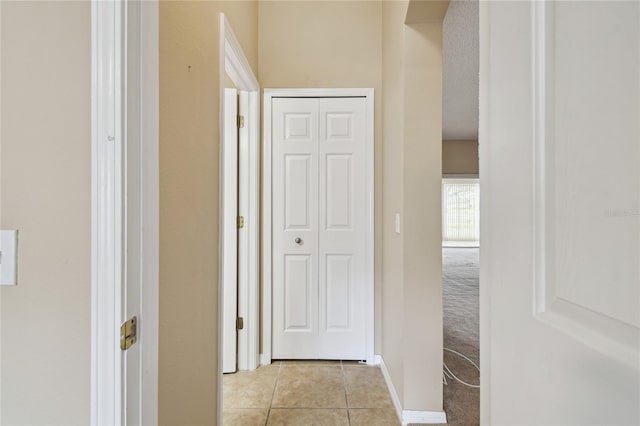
[
  {"left": 395, "top": 214, "right": 401, "bottom": 234},
  {"left": 0, "top": 230, "right": 18, "bottom": 286}
]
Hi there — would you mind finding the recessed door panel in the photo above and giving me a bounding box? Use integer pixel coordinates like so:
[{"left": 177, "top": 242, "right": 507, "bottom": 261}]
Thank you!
[
  {"left": 284, "top": 255, "right": 312, "bottom": 330},
  {"left": 285, "top": 155, "right": 311, "bottom": 229},
  {"left": 326, "top": 113, "right": 354, "bottom": 141},
  {"left": 325, "top": 155, "right": 353, "bottom": 230},
  {"left": 325, "top": 255, "right": 352, "bottom": 330},
  {"left": 486, "top": 1, "right": 640, "bottom": 423},
  {"left": 285, "top": 113, "right": 313, "bottom": 141}
]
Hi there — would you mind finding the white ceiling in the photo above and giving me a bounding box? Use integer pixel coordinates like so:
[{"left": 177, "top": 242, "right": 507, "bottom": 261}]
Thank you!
[{"left": 442, "top": 0, "right": 479, "bottom": 140}]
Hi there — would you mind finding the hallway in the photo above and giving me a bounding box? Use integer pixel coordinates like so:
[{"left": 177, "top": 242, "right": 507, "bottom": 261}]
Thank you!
[{"left": 223, "top": 361, "right": 400, "bottom": 425}]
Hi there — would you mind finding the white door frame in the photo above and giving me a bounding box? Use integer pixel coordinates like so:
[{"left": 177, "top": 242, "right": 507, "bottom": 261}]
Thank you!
[
  {"left": 262, "top": 88, "right": 375, "bottom": 365},
  {"left": 90, "top": 0, "right": 159, "bottom": 424},
  {"left": 218, "top": 13, "right": 261, "bottom": 366}
]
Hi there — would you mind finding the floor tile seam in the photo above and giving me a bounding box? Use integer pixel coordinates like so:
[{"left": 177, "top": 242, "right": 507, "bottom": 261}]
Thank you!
[
  {"left": 340, "top": 358, "right": 352, "bottom": 415},
  {"left": 265, "top": 362, "right": 283, "bottom": 425},
  {"left": 268, "top": 408, "right": 350, "bottom": 410}
]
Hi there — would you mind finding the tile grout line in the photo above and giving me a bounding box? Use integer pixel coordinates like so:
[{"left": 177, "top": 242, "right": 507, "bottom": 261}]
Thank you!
[
  {"left": 341, "top": 360, "right": 352, "bottom": 425},
  {"left": 265, "top": 362, "right": 282, "bottom": 426}
]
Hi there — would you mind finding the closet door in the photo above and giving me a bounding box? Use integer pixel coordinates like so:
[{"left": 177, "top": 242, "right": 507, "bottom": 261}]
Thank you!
[{"left": 272, "top": 97, "right": 368, "bottom": 359}]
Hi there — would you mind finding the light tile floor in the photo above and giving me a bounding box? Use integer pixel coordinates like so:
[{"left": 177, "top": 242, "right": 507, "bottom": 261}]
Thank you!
[{"left": 223, "top": 361, "right": 401, "bottom": 426}]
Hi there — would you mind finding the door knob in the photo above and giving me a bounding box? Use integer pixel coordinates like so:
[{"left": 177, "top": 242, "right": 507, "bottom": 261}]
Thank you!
[{"left": 295, "top": 237, "right": 302, "bottom": 245}]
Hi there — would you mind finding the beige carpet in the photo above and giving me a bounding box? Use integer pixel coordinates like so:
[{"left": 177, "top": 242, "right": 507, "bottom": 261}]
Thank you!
[{"left": 441, "top": 247, "right": 480, "bottom": 425}]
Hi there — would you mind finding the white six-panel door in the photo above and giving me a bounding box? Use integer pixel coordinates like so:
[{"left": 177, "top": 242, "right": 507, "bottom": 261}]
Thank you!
[{"left": 272, "top": 97, "right": 368, "bottom": 359}]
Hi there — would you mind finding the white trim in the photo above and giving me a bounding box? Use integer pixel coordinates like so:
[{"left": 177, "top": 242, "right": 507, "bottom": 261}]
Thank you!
[
  {"left": 218, "top": 12, "right": 261, "bottom": 423},
  {"left": 236, "top": 89, "right": 261, "bottom": 371},
  {"left": 402, "top": 410, "right": 447, "bottom": 425},
  {"left": 219, "top": 15, "right": 261, "bottom": 373},
  {"left": 262, "top": 94, "right": 273, "bottom": 365},
  {"left": 262, "top": 88, "right": 375, "bottom": 365},
  {"left": 379, "top": 356, "right": 403, "bottom": 421},
  {"left": 259, "top": 353, "right": 272, "bottom": 366},
  {"left": 223, "top": 18, "right": 258, "bottom": 92},
  {"left": 91, "top": 0, "right": 124, "bottom": 423},
  {"left": 91, "top": 1, "right": 159, "bottom": 424},
  {"left": 379, "top": 356, "right": 447, "bottom": 425}
]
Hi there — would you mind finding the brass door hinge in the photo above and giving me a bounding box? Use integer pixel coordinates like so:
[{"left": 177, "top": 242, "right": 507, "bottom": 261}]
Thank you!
[
  {"left": 237, "top": 216, "right": 245, "bottom": 229},
  {"left": 120, "top": 316, "right": 137, "bottom": 350},
  {"left": 237, "top": 115, "right": 245, "bottom": 129},
  {"left": 236, "top": 317, "right": 244, "bottom": 330}
]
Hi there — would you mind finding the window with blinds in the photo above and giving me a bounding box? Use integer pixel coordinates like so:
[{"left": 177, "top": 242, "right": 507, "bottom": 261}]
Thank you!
[{"left": 442, "top": 179, "right": 480, "bottom": 246}]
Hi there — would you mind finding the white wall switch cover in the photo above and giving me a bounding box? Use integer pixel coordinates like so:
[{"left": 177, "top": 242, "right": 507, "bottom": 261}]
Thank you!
[
  {"left": 395, "top": 214, "right": 401, "bottom": 234},
  {"left": 0, "top": 230, "right": 18, "bottom": 286}
]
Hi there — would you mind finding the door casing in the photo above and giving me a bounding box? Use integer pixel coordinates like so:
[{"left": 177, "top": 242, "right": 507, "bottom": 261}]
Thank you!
[
  {"left": 90, "top": 0, "right": 159, "bottom": 424},
  {"left": 217, "top": 13, "right": 261, "bottom": 425},
  {"left": 262, "top": 88, "right": 375, "bottom": 365}
]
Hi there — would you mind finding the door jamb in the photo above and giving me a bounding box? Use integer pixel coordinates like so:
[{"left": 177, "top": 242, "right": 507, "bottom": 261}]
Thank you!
[
  {"left": 261, "top": 88, "right": 375, "bottom": 365},
  {"left": 90, "top": 0, "right": 159, "bottom": 424},
  {"left": 217, "top": 13, "right": 261, "bottom": 423}
]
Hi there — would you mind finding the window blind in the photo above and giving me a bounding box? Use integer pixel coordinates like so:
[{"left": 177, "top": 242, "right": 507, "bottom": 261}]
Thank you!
[{"left": 442, "top": 179, "right": 480, "bottom": 243}]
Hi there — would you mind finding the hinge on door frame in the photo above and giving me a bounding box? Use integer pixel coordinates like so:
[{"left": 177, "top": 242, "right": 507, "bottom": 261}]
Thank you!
[
  {"left": 236, "top": 317, "right": 244, "bottom": 330},
  {"left": 120, "top": 316, "right": 137, "bottom": 350},
  {"left": 237, "top": 115, "right": 245, "bottom": 129},
  {"left": 237, "top": 216, "right": 245, "bottom": 229}
]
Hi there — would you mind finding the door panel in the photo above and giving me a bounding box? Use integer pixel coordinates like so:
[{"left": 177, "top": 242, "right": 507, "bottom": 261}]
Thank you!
[
  {"left": 272, "top": 97, "right": 368, "bottom": 360},
  {"left": 482, "top": 1, "right": 640, "bottom": 424},
  {"left": 318, "top": 97, "right": 367, "bottom": 358},
  {"left": 550, "top": 1, "right": 639, "bottom": 329},
  {"left": 273, "top": 98, "right": 320, "bottom": 358},
  {"left": 222, "top": 88, "right": 238, "bottom": 374}
]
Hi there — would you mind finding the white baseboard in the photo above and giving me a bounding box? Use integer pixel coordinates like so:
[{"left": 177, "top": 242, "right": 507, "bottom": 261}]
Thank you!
[
  {"left": 379, "top": 355, "right": 448, "bottom": 425},
  {"left": 379, "top": 355, "right": 404, "bottom": 422},
  {"left": 368, "top": 354, "right": 382, "bottom": 365},
  {"left": 403, "top": 410, "right": 447, "bottom": 424},
  {"left": 259, "top": 353, "right": 271, "bottom": 366}
]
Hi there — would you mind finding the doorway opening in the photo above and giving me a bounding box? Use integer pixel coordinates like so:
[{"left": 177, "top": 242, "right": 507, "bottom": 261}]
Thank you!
[
  {"left": 441, "top": 0, "right": 480, "bottom": 424},
  {"left": 218, "top": 12, "right": 261, "bottom": 423}
]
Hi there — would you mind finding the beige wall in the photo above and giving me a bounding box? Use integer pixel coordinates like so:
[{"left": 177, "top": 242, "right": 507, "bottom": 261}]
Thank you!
[
  {"left": 382, "top": 1, "right": 446, "bottom": 413},
  {"left": 159, "top": 2, "right": 258, "bottom": 424},
  {"left": 443, "top": 139, "right": 478, "bottom": 175},
  {"left": 402, "top": 21, "right": 443, "bottom": 411},
  {"left": 0, "top": 1, "right": 91, "bottom": 424},
  {"left": 381, "top": 0, "right": 408, "bottom": 404},
  {"left": 258, "top": 0, "right": 384, "bottom": 353}
]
